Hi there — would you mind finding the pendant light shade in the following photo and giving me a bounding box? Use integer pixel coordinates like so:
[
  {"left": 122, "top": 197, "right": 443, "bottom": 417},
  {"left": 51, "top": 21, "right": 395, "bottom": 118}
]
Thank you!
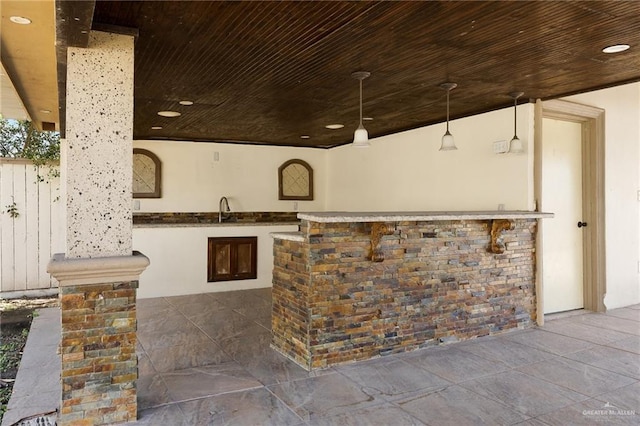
[
  {"left": 353, "top": 124, "right": 369, "bottom": 146},
  {"left": 440, "top": 82, "right": 458, "bottom": 151},
  {"left": 509, "top": 91, "right": 524, "bottom": 154},
  {"left": 352, "top": 71, "right": 371, "bottom": 148}
]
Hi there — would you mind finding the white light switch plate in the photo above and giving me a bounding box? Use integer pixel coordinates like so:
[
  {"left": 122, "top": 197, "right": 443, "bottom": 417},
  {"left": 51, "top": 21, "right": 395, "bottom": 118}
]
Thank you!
[{"left": 493, "top": 140, "right": 508, "bottom": 154}]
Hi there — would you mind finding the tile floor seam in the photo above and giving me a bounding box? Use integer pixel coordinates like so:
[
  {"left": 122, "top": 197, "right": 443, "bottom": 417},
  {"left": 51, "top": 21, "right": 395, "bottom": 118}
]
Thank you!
[
  {"left": 180, "top": 313, "right": 232, "bottom": 353},
  {"left": 397, "top": 357, "right": 461, "bottom": 385},
  {"left": 382, "top": 398, "right": 438, "bottom": 426},
  {"left": 172, "top": 396, "right": 191, "bottom": 424},
  {"left": 595, "top": 344, "right": 640, "bottom": 357},
  {"left": 253, "top": 317, "right": 271, "bottom": 331},
  {"left": 558, "top": 351, "right": 640, "bottom": 380},
  {"left": 598, "top": 337, "right": 640, "bottom": 354},
  {"left": 556, "top": 317, "right": 640, "bottom": 336},
  {"left": 454, "top": 376, "right": 544, "bottom": 416},
  {"left": 458, "top": 377, "right": 588, "bottom": 421},
  {"left": 528, "top": 395, "right": 625, "bottom": 426},
  {"left": 408, "top": 355, "right": 516, "bottom": 386},
  {"left": 536, "top": 324, "right": 633, "bottom": 345},
  {"left": 262, "top": 385, "right": 313, "bottom": 424},
  {"left": 399, "top": 383, "right": 532, "bottom": 426},
  {"left": 502, "top": 328, "right": 598, "bottom": 356},
  {"left": 566, "top": 358, "right": 638, "bottom": 380},
  {"left": 453, "top": 337, "right": 556, "bottom": 366},
  {"left": 163, "top": 383, "right": 267, "bottom": 408},
  {"left": 512, "top": 358, "right": 624, "bottom": 401}
]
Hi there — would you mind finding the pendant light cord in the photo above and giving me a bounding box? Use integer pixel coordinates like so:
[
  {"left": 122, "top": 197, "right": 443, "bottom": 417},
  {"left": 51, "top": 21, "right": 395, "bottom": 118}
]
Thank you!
[
  {"left": 513, "top": 97, "right": 517, "bottom": 139},
  {"left": 446, "top": 89, "right": 450, "bottom": 132},
  {"left": 359, "top": 78, "right": 363, "bottom": 126}
]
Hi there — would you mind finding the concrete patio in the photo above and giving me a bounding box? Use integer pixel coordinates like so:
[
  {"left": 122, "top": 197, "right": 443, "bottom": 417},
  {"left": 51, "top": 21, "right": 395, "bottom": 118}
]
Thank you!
[{"left": 4, "top": 288, "right": 639, "bottom": 425}]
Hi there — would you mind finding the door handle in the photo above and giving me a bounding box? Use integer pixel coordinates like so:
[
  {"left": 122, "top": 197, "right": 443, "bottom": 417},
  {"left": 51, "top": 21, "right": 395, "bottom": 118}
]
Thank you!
[{"left": 577, "top": 221, "right": 587, "bottom": 228}]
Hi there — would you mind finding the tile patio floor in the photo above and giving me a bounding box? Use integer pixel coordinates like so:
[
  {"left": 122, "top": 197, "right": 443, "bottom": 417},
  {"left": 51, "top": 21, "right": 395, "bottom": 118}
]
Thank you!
[
  {"left": 3, "top": 289, "right": 639, "bottom": 425},
  {"left": 133, "top": 289, "right": 640, "bottom": 425}
]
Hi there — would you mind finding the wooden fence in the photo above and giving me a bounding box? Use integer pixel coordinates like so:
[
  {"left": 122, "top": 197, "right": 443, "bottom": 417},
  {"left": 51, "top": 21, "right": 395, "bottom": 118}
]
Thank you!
[{"left": 0, "top": 158, "right": 62, "bottom": 294}]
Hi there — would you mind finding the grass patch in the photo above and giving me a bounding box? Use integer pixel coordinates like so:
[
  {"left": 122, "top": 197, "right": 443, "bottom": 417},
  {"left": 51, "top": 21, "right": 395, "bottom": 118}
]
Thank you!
[
  {"left": 0, "top": 320, "right": 30, "bottom": 421},
  {"left": 0, "top": 297, "right": 57, "bottom": 423}
]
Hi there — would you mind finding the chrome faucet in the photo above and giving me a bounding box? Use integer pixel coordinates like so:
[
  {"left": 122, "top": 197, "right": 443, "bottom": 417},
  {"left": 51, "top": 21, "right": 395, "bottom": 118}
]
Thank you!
[{"left": 219, "top": 196, "right": 231, "bottom": 222}]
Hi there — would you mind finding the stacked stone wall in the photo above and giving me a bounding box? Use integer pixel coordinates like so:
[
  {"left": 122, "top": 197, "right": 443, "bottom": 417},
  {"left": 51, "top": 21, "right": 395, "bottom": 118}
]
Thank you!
[
  {"left": 59, "top": 281, "right": 138, "bottom": 425},
  {"left": 273, "top": 219, "right": 537, "bottom": 370},
  {"left": 272, "top": 236, "right": 312, "bottom": 369}
]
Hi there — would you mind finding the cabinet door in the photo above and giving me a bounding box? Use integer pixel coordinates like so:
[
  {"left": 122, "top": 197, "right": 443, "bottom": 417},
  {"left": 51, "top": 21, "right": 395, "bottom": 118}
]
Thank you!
[
  {"left": 235, "top": 240, "right": 256, "bottom": 279},
  {"left": 208, "top": 237, "right": 257, "bottom": 282}
]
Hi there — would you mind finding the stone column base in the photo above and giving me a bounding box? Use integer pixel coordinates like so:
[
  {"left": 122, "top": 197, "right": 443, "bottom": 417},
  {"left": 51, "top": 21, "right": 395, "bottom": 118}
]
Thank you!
[{"left": 48, "top": 251, "right": 149, "bottom": 425}]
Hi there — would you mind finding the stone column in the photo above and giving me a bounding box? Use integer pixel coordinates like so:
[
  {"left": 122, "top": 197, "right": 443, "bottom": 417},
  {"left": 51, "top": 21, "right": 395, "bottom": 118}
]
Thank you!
[{"left": 48, "top": 31, "right": 148, "bottom": 425}]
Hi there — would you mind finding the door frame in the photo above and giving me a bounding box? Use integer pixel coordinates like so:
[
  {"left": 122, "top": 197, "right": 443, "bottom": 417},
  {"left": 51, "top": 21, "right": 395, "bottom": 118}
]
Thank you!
[{"left": 534, "top": 99, "right": 606, "bottom": 324}]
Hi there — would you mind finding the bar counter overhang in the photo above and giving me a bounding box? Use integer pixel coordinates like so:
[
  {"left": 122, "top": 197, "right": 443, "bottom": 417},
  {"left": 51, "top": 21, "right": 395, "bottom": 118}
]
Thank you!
[{"left": 270, "top": 211, "right": 553, "bottom": 371}]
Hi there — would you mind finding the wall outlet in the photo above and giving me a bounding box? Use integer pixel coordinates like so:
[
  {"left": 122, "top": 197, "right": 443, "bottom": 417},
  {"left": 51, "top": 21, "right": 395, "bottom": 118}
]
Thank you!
[
  {"left": 214, "top": 151, "right": 220, "bottom": 162},
  {"left": 133, "top": 199, "right": 140, "bottom": 210},
  {"left": 637, "top": 190, "right": 640, "bottom": 201},
  {"left": 493, "top": 140, "right": 508, "bottom": 154},
  {"left": 293, "top": 202, "right": 298, "bottom": 211}
]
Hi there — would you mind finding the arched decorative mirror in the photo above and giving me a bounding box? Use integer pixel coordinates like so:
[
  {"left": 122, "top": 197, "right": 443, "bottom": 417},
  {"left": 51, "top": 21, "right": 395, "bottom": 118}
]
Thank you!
[
  {"left": 133, "top": 148, "right": 162, "bottom": 198},
  {"left": 278, "top": 159, "right": 313, "bottom": 201}
]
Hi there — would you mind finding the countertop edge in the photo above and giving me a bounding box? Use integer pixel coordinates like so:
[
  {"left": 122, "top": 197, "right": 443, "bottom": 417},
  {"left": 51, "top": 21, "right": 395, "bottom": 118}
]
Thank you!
[
  {"left": 297, "top": 211, "right": 553, "bottom": 223},
  {"left": 270, "top": 232, "right": 305, "bottom": 242}
]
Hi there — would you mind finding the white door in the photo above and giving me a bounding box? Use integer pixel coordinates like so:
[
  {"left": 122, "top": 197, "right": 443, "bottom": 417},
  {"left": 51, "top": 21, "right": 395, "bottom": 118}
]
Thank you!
[{"left": 542, "top": 117, "right": 584, "bottom": 314}]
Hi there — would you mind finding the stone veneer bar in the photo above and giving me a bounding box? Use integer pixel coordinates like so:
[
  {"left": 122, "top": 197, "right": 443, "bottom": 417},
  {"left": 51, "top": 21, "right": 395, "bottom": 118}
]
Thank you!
[{"left": 271, "top": 211, "right": 552, "bottom": 370}]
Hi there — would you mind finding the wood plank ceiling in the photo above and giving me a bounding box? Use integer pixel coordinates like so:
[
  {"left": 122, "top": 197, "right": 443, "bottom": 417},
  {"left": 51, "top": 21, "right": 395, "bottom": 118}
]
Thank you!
[{"left": 73, "top": 1, "right": 640, "bottom": 147}]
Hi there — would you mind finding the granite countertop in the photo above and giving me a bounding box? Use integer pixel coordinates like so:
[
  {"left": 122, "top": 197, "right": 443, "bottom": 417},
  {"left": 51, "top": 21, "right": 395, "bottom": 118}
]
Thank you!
[
  {"left": 270, "top": 231, "right": 305, "bottom": 242},
  {"left": 132, "top": 211, "right": 300, "bottom": 228},
  {"left": 296, "top": 211, "right": 554, "bottom": 223},
  {"left": 134, "top": 221, "right": 301, "bottom": 228}
]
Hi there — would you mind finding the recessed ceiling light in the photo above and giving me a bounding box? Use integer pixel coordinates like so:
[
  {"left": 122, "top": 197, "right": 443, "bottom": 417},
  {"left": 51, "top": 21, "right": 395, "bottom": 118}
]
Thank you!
[
  {"left": 363, "top": 117, "right": 374, "bottom": 121},
  {"left": 151, "top": 126, "right": 163, "bottom": 130},
  {"left": 157, "top": 111, "right": 181, "bottom": 117},
  {"left": 300, "top": 135, "right": 310, "bottom": 139},
  {"left": 325, "top": 124, "right": 344, "bottom": 130},
  {"left": 10, "top": 16, "right": 32, "bottom": 25},
  {"left": 602, "top": 44, "right": 630, "bottom": 54},
  {"left": 179, "top": 100, "right": 194, "bottom": 106}
]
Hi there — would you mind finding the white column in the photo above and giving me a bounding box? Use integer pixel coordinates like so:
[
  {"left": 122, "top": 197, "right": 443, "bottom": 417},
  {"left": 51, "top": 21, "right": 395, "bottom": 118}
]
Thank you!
[
  {"left": 49, "top": 30, "right": 146, "bottom": 425},
  {"left": 65, "top": 31, "right": 134, "bottom": 258}
]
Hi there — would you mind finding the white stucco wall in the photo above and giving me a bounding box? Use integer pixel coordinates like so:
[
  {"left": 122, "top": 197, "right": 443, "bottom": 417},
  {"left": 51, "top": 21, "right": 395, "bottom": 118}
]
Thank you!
[
  {"left": 564, "top": 83, "right": 640, "bottom": 310},
  {"left": 133, "top": 224, "right": 298, "bottom": 298},
  {"left": 325, "top": 105, "right": 535, "bottom": 212},
  {"left": 132, "top": 140, "right": 327, "bottom": 213}
]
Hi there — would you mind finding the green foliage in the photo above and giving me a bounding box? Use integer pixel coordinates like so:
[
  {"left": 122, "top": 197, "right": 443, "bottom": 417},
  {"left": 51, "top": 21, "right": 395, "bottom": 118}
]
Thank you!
[
  {"left": 0, "top": 387, "right": 11, "bottom": 419},
  {"left": 0, "top": 118, "right": 60, "bottom": 182},
  {"left": 4, "top": 198, "right": 19, "bottom": 219}
]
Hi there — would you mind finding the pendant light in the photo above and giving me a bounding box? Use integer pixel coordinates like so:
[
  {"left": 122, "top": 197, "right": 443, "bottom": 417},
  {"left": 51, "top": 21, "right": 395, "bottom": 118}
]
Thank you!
[
  {"left": 352, "top": 71, "right": 371, "bottom": 148},
  {"left": 509, "top": 91, "right": 524, "bottom": 153},
  {"left": 439, "top": 82, "right": 458, "bottom": 151}
]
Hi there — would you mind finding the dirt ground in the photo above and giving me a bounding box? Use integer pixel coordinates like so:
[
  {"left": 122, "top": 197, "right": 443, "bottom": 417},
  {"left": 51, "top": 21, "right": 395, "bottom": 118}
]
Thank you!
[{"left": 0, "top": 297, "right": 59, "bottom": 421}]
